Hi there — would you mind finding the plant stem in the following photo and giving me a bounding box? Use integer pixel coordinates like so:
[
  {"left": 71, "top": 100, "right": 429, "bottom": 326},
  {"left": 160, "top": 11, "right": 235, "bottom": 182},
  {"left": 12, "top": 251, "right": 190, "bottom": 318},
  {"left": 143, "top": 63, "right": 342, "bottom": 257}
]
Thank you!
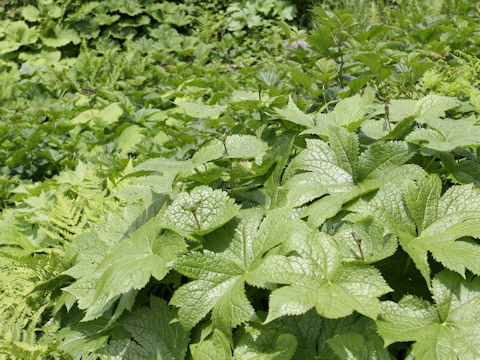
[
  {"left": 425, "top": 151, "right": 440, "bottom": 172},
  {"left": 192, "top": 210, "right": 201, "bottom": 230},
  {"left": 402, "top": 257, "right": 411, "bottom": 275},
  {"left": 350, "top": 231, "right": 365, "bottom": 261}
]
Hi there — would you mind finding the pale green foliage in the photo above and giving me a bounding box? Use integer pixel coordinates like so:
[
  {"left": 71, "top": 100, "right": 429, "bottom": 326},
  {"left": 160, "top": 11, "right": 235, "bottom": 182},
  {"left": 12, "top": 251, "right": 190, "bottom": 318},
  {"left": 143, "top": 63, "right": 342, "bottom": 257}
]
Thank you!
[
  {"left": 192, "top": 135, "right": 267, "bottom": 165},
  {"left": 0, "top": 251, "right": 68, "bottom": 360},
  {"left": 377, "top": 270, "right": 480, "bottom": 360},
  {"left": 64, "top": 209, "right": 185, "bottom": 321},
  {"left": 251, "top": 225, "right": 391, "bottom": 322},
  {"left": 1, "top": 2, "right": 480, "bottom": 358},
  {"left": 303, "top": 89, "right": 375, "bottom": 135},
  {"left": 161, "top": 186, "right": 240, "bottom": 237},
  {"left": 170, "top": 208, "right": 292, "bottom": 330},
  {"left": 406, "top": 117, "right": 480, "bottom": 151},
  {"left": 190, "top": 330, "right": 232, "bottom": 360},
  {"left": 176, "top": 102, "right": 228, "bottom": 119},
  {"left": 41, "top": 192, "right": 87, "bottom": 243},
  {"left": 234, "top": 323, "right": 297, "bottom": 360},
  {"left": 361, "top": 95, "right": 460, "bottom": 140},
  {"left": 275, "top": 96, "right": 315, "bottom": 127},
  {"left": 334, "top": 220, "right": 398, "bottom": 263},
  {"left": 361, "top": 174, "right": 480, "bottom": 285},
  {"left": 285, "top": 126, "right": 424, "bottom": 227}
]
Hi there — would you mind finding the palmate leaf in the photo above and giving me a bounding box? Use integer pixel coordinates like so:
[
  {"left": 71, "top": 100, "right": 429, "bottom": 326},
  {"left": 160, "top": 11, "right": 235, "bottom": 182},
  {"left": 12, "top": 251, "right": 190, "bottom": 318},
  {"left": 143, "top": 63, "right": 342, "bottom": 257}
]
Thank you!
[
  {"left": 192, "top": 135, "right": 267, "bottom": 165},
  {"left": 285, "top": 126, "right": 424, "bottom": 227},
  {"left": 170, "top": 208, "right": 292, "bottom": 331},
  {"left": 234, "top": 323, "right": 297, "bottom": 360},
  {"left": 161, "top": 186, "right": 240, "bottom": 238},
  {"left": 282, "top": 310, "right": 393, "bottom": 360},
  {"left": 251, "top": 225, "right": 391, "bottom": 322},
  {"left": 302, "top": 90, "right": 375, "bottom": 136},
  {"left": 362, "top": 174, "right": 480, "bottom": 285},
  {"left": 190, "top": 329, "right": 232, "bottom": 360},
  {"left": 94, "top": 297, "right": 189, "bottom": 360},
  {"left": 64, "top": 207, "right": 186, "bottom": 321},
  {"left": 406, "top": 118, "right": 480, "bottom": 151},
  {"left": 361, "top": 95, "right": 459, "bottom": 140},
  {"left": 377, "top": 270, "right": 480, "bottom": 360},
  {"left": 175, "top": 103, "right": 227, "bottom": 119}
]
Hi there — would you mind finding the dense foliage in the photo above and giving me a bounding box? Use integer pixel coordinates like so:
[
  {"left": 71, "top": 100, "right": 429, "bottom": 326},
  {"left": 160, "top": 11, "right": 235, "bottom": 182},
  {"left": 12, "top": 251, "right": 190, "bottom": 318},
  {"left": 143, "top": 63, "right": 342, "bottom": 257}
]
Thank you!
[{"left": 1, "top": 0, "right": 480, "bottom": 359}]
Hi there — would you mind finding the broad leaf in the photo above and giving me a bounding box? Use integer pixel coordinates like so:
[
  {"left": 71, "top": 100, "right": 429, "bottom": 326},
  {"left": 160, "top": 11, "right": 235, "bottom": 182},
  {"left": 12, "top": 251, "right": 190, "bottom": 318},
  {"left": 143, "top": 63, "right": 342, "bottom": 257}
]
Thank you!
[
  {"left": 64, "top": 210, "right": 185, "bottom": 321},
  {"left": 362, "top": 174, "right": 480, "bottom": 285},
  {"left": 176, "top": 103, "right": 227, "bottom": 119},
  {"left": 285, "top": 127, "right": 424, "bottom": 227},
  {"left": 275, "top": 96, "right": 315, "bottom": 128},
  {"left": 234, "top": 323, "right": 297, "bottom": 360},
  {"left": 377, "top": 271, "right": 480, "bottom": 360},
  {"left": 161, "top": 186, "right": 240, "bottom": 237},
  {"left": 406, "top": 118, "right": 480, "bottom": 151},
  {"left": 251, "top": 226, "right": 391, "bottom": 322},
  {"left": 190, "top": 329, "right": 232, "bottom": 360},
  {"left": 170, "top": 208, "right": 292, "bottom": 330},
  {"left": 99, "top": 297, "right": 189, "bottom": 360}
]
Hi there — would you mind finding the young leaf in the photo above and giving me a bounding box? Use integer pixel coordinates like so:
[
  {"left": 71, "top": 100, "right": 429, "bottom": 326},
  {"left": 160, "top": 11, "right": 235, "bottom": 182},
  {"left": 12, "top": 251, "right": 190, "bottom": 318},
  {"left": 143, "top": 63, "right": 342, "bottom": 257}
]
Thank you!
[{"left": 161, "top": 186, "right": 240, "bottom": 237}]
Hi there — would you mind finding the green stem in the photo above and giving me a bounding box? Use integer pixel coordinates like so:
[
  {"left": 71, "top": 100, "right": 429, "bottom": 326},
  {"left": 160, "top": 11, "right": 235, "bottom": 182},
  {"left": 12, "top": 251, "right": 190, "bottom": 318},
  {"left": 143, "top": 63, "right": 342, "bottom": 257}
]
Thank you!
[{"left": 425, "top": 151, "right": 440, "bottom": 172}]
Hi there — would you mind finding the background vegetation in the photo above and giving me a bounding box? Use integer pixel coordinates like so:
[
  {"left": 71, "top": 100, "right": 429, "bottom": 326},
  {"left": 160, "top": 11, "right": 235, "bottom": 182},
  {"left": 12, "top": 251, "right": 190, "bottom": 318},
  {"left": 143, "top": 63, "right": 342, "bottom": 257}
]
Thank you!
[{"left": 1, "top": 0, "right": 480, "bottom": 359}]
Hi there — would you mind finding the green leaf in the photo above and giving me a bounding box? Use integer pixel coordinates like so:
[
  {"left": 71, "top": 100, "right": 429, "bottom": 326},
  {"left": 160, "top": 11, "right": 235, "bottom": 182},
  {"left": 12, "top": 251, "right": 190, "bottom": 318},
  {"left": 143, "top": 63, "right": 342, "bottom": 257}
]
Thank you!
[
  {"left": 97, "top": 102, "right": 123, "bottom": 126},
  {"left": 41, "top": 25, "right": 80, "bottom": 47},
  {"left": 192, "top": 135, "right": 267, "bottom": 165},
  {"left": 191, "top": 329, "right": 232, "bottom": 360},
  {"left": 102, "top": 296, "right": 189, "bottom": 360},
  {"left": 363, "top": 174, "right": 480, "bottom": 285},
  {"left": 224, "top": 135, "right": 267, "bottom": 159},
  {"left": 252, "top": 228, "right": 391, "bottom": 322},
  {"left": 21, "top": 6, "right": 40, "bottom": 22},
  {"left": 316, "top": 91, "right": 374, "bottom": 134},
  {"left": 116, "top": 125, "right": 144, "bottom": 154},
  {"left": 170, "top": 208, "right": 292, "bottom": 330},
  {"left": 171, "top": 250, "right": 250, "bottom": 330},
  {"left": 406, "top": 118, "right": 480, "bottom": 151},
  {"left": 275, "top": 96, "right": 315, "bottom": 128},
  {"left": 176, "top": 103, "right": 227, "bottom": 119},
  {"left": 377, "top": 270, "right": 480, "bottom": 360},
  {"left": 413, "top": 95, "right": 458, "bottom": 123},
  {"left": 64, "top": 212, "right": 186, "bottom": 321},
  {"left": 161, "top": 186, "right": 240, "bottom": 237},
  {"left": 327, "top": 126, "right": 359, "bottom": 179},
  {"left": 234, "top": 323, "right": 297, "bottom": 360},
  {"left": 334, "top": 220, "right": 398, "bottom": 263},
  {"left": 285, "top": 131, "right": 423, "bottom": 226}
]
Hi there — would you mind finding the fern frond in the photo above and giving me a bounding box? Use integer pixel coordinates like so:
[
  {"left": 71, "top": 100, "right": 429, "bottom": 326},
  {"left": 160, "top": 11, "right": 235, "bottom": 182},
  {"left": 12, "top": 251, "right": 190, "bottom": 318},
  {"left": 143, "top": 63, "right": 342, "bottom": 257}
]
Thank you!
[{"left": 40, "top": 192, "right": 86, "bottom": 243}]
